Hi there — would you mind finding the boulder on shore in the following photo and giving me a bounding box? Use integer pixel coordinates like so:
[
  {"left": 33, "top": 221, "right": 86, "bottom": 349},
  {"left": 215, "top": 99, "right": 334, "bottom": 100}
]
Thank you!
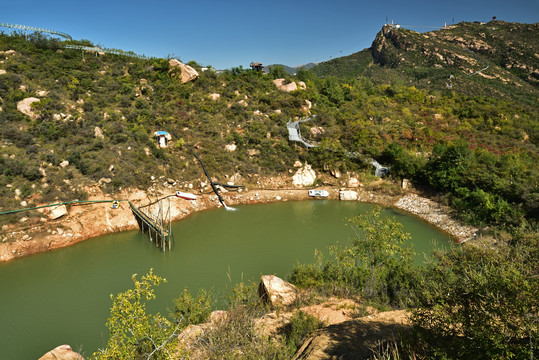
[
  {"left": 39, "top": 344, "right": 85, "bottom": 360},
  {"left": 293, "top": 164, "right": 316, "bottom": 187},
  {"left": 49, "top": 205, "right": 68, "bottom": 220},
  {"left": 339, "top": 190, "right": 359, "bottom": 201},
  {"left": 258, "top": 275, "right": 298, "bottom": 307}
]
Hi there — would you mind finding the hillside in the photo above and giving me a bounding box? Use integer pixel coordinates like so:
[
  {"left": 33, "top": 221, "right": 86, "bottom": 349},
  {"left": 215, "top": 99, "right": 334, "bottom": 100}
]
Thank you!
[
  {"left": 0, "top": 23, "right": 538, "bottom": 228},
  {"left": 311, "top": 20, "right": 539, "bottom": 107}
]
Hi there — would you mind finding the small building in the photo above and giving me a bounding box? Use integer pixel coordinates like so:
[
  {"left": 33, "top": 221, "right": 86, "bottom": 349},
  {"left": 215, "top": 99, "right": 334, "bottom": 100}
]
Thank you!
[
  {"left": 250, "top": 62, "right": 264, "bottom": 71},
  {"left": 153, "top": 131, "right": 172, "bottom": 148}
]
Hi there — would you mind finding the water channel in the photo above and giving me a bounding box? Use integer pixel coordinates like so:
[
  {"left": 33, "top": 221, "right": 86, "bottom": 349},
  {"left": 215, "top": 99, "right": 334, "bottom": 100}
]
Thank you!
[{"left": 0, "top": 201, "right": 452, "bottom": 359}]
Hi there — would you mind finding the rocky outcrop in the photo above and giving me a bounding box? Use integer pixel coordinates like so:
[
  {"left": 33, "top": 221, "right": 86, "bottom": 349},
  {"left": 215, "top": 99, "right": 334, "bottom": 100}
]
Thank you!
[
  {"left": 293, "top": 164, "right": 316, "bottom": 187},
  {"left": 39, "top": 345, "right": 84, "bottom": 360},
  {"left": 169, "top": 59, "right": 199, "bottom": 83},
  {"left": 292, "top": 310, "right": 409, "bottom": 360},
  {"left": 17, "top": 97, "right": 40, "bottom": 119},
  {"left": 258, "top": 275, "right": 298, "bottom": 307}
]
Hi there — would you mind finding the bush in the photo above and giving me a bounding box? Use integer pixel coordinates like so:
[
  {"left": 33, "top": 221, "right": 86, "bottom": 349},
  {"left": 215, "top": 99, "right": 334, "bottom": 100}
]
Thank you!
[
  {"left": 171, "top": 288, "right": 213, "bottom": 327},
  {"left": 282, "top": 311, "right": 323, "bottom": 352},
  {"left": 410, "top": 240, "right": 538, "bottom": 359}
]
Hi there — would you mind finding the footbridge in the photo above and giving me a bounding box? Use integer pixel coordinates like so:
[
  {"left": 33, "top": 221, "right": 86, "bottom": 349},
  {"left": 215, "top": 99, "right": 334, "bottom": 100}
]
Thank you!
[
  {"left": 63, "top": 45, "right": 149, "bottom": 60},
  {"left": 0, "top": 23, "right": 72, "bottom": 40},
  {"left": 0, "top": 198, "right": 174, "bottom": 251}
]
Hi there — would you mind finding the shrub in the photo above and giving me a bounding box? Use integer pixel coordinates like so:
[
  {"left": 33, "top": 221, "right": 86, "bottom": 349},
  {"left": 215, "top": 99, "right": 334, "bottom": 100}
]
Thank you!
[{"left": 171, "top": 288, "right": 213, "bottom": 327}]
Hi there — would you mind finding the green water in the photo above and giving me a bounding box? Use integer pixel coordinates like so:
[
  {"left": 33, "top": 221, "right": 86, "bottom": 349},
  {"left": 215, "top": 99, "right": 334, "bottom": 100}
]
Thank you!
[{"left": 0, "top": 201, "right": 451, "bottom": 359}]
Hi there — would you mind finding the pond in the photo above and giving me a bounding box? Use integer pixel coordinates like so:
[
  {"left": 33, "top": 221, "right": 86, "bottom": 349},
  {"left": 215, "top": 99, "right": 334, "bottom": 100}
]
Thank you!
[{"left": 0, "top": 201, "right": 451, "bottom": 359}]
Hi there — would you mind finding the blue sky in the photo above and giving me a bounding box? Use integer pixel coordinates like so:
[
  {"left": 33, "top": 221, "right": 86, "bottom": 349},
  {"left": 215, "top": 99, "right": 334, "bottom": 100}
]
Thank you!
[{"left": 2, "top": 0, "right": 537, "bottom": 69}]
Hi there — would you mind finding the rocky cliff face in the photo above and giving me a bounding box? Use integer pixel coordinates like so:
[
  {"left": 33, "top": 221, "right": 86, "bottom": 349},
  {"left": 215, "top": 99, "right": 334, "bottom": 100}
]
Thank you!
[{"left": 370, "top": 21, "right": 539, "bottom": 86}]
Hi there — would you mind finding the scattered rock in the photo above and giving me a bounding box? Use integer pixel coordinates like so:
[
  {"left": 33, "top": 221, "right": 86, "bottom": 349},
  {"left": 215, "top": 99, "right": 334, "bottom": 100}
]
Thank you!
[
  {"left": 56, "top": 228, "right": 64, "bottom": 235},
  {"left": 330, "top": 168, "right": 341, "bottom": 179},
  {"left": 208, "top": 93, "right": 220, "bottom": 101},
  {"left": 94, "top": 126, "right": 104, "bottom": 139},
  {"left": 22, "top": 235, "right": 30, "bottom": 241},
  {"left": 339, "top": 190, "right": 359, "bottom": 201},
  {"left": 168, "top": 59, "right": 199, "bottom": 83},
  {"left": 347, "top": 177, "right": 360, "bottom": 188},
  {"left": 293, "top": 161, "right": 302, "bottom": 168},
  {"left": 49, "top": 205, "right": 68, "bottom": 220},
  {"left": 38, "top": 344, "right": 85, "bottom": 360},
  {"left": 0, "top": 69, "right": 7, "bottom": 75},
  {"left": 59, "top": 160, "right": 69, "bottom": 168},
  {"left": 225, "top": 143, "right": 237, "bottom": 152},
  {"left": 247, "top": 149, "right": 260, "bottom": 156},
  {"left": 20, "top": 200, "right": 28, "bottom": 207},
  {"left": 258, "top": 275, "right": 298, "bottom": 307},
  {"left": 167, "top": 178, "right": 175, "bottom": 185},
  {"left": 36, "top": 90, "right": 49, "bottom": 97},
  {"left": 20, "top": 217, "right": 28, "bottom": 223},
  {"left": 310, "top": 126, "right": 325, "bottom": 137},
  {"left": 98, "top": 178, "right": 112, "bottom": 186},
  {"left": 401, "top": 178, "right": 409, "bottom": 189},
  {"left": 16, "top": 97, "right": 40, "bottom": 119},
  {"left": 0, "top": 50, "right": 16, "bottom": 56}
]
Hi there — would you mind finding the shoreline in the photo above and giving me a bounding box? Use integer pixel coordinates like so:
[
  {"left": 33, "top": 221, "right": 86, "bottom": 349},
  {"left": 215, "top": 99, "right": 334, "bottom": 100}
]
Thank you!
[{"left": 0, "top": 184, "right": 477, "bottom": 263}]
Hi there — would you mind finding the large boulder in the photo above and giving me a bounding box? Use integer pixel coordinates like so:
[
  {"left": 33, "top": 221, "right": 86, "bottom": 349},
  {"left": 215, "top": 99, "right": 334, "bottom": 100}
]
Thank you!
[
  {"left": 258, "top": 275, "right": 298, "bottom": 307},
  {"left": 39, "top": 345, "right": 85, "bottom": 360},
  {"left": 293, "top": 164, "right": 316, "bottom": 187},
  {"left": 17, "top": 97, "right": 40, "bottom": 119},
  {"left": 169, "top": 59, "right": 199, "bottom": 83},
  {"left": 339, "top": 190, "right": 359, "bottom": 201}
]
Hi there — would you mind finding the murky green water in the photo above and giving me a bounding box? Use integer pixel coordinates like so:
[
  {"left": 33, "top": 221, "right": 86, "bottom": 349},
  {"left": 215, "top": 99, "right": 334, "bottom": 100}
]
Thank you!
[{"left": 0, "top": 201, "right": 451, "bottom": 359}]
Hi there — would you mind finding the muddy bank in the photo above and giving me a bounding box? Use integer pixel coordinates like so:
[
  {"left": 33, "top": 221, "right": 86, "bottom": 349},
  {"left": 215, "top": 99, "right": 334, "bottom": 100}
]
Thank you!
[{"left": 0, "top": 180, "right": 475, "bottom": 263}]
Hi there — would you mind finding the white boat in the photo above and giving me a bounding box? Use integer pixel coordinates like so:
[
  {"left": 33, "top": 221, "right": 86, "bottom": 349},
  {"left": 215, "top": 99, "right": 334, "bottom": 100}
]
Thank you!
[
  {"left": 175, "top": 191, "right": 197, "bottom": 200},
  {"left": 308, "top": 189, "right": 329, "bottom": 197}
]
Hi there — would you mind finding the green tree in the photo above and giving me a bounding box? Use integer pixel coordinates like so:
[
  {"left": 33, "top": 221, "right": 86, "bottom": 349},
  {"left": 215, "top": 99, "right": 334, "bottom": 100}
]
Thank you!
[{"left": 92, "top": 270, "right": 181, "bottom": 360}]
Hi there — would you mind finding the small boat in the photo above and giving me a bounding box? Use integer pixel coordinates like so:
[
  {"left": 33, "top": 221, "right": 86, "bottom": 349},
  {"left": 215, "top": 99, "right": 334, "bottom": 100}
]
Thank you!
[
  {"left": 176, "top": 191, "right": 197, "bottom": 200},
  {"left": 308, "top": 189, "right": 329, "bottom": 198}
]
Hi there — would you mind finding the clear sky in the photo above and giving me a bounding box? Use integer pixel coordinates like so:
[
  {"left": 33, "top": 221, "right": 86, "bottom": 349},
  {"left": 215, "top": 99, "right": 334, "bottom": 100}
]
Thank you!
[{"left": 2, "top": 0, "right": 537, "bottom": 69}]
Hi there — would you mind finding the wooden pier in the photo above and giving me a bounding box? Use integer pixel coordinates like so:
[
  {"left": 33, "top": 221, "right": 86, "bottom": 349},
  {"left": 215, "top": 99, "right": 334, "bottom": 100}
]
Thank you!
[{"left": 129, "top": 199, "right": 172, "bottom": 251}]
